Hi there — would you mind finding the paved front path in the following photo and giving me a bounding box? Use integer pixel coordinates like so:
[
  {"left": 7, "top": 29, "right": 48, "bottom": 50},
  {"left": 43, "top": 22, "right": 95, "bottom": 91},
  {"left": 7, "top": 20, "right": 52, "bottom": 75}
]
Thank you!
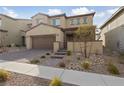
[
  {"left": 0, "top": 49, "right": 49, "bottom": 62},
  {"left": 0, "top": 60, "right": 124, "bottom": 86}
]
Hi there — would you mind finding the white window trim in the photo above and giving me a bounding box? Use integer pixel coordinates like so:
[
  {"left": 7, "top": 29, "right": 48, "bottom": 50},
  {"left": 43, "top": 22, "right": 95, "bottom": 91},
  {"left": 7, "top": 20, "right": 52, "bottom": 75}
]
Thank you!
[{"left": 52, "top": 18, "right": 61, "bottom": 26}]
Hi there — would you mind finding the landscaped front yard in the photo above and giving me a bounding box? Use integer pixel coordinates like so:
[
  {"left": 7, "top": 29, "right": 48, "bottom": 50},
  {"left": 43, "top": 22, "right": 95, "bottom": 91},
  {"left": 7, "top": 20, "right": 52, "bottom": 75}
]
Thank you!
[
  {"left": 1, "top": 47, "right": 124, "bottom": 86},
  {"left": 25, "top": 49, "right": 124, "bottom": 78}
]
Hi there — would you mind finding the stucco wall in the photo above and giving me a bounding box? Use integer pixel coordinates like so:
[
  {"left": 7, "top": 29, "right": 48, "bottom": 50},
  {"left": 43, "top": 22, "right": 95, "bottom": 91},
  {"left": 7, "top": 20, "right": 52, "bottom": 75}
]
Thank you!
[
  {"left": 0, "top": 15, "right": 18, "bottom": 46},
  {"left": 105, "top": 26, "right": 124, "bottom": 52},
  {"left": 15, "top": 19, "right": 31, "bottom": 45},
  {"left": 32, "top": 14, "right": 49, "bottom": 26},
  {"left": 67, "top": 41, "right": 103, "bottom": 54},
  {"left": 26, "top": 24, "right": 64, "bottom": 49},
  {"left": 0, "top": 15, "right": 31, "bottom": 46},
  {"left": 53, "top": 42, "right": 60, "bottom": 52},
  {"left": 100, "top": 10, "right": 124, "bottom": 46},
  {"left": 26, "top": 24, "right": 64, "bottom": 42},
  {"left": 26, "top": 36, "right": 32, "bottom": 49},
  {"left": 0, "top": 31, "right": 8, "bottom": 47},
  {"left": 66, "top": 15, "right": 93, "bottom": 28},
  {"left": 49, "top": 16, "right": 66, "bottom": 28},
  {"left": 31, "top": 14, "right": 94, "bottom": 28}
]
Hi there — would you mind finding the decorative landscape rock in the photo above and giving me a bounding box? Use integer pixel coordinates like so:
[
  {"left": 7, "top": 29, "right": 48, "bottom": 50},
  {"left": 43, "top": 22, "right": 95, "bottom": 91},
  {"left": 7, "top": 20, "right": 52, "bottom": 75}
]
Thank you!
[{"left": 66, "top": 63, "right": 82, "bottom": 71}]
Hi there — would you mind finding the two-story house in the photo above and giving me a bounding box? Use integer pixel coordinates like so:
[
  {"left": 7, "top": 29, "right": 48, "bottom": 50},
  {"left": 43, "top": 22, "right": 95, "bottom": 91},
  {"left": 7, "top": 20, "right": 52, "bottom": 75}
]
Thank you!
[
  {"left": 100, "top": 6, "right": 124, "bottom": 52},
  {"left": 26, "top": 12, "right": 96, "bottom": 50},
  {"left": 0, "top": 12, "right": 96, "bottom": 51},
  {"left": 0, "top": 14, "right": 32, "bottom": 47}
]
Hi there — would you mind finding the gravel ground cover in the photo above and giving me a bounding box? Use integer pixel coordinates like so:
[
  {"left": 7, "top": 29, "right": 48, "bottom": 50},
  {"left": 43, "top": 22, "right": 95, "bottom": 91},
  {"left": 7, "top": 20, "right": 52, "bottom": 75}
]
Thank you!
[
  {"left": 25, "top": 51, "right": 124, "bottom": 78},
  {"left": 0, "top": 72, "right": 75, "bottom": 86},
  {"left": 64, "top": 53, "right": 124, "bottom": 78}
]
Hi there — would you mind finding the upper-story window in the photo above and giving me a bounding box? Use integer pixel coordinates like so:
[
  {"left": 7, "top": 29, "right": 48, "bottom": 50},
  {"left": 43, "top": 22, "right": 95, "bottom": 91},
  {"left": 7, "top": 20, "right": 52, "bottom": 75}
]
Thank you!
[
  {"left": 70, "top": 18, "right": 80, "bottom": 25},
  {"left": 70, "top": 19, "right": 75, "bottom": 25},
  {"left": 0, "top": 19, "right": 2, "bottom": 27},
  {"left": 75, "top": 18, "right": 80, "bottom": 25},
  {"left": 83, "top": 16, "right": 88, "bottom": 24},
  {"left": 36, "top": 18, "right": 43, "bottom": 24},
  {"left": 52, "top": 19, "right": 61, "bottom": 26}
]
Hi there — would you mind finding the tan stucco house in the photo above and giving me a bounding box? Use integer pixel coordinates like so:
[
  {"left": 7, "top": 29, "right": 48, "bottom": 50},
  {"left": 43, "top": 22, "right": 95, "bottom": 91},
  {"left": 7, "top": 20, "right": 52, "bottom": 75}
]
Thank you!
[
  {"left": 99, "top": 6, "right": 124, "bottom": 52},
  {"left": 0, "top": 14, "right": 32, "bottom": 47},
  {"left": 0, "top": 29, "right": 8, "bottom": 47},
  {"left": 0, "top": 12, "right": 96, "bottom": 51},
  {"left": 26, "top": 12, "right": 96, "bottom": 50}
]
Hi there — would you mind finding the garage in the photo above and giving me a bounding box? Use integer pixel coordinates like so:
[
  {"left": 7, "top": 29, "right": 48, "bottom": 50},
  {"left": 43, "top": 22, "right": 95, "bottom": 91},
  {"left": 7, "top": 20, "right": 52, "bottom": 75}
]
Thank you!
[
  {"left": 32, "top": 35, "right": 55, "bottom": 49},
  {"left": 26, "top": 23, "right": 64, "bottom": 50}
]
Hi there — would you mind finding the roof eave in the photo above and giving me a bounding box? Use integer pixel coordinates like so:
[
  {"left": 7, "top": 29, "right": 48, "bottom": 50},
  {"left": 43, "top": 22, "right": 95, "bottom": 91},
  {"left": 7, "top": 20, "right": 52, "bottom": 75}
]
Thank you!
[
  {"left": 25, "top": 22, "right": 62, "bottom": 32},
  {"left": 66, "top": 12, "right": 96, "bottom": 18},
  {"left": 99, "top": 6, "right": 124, "bottom": 29}
]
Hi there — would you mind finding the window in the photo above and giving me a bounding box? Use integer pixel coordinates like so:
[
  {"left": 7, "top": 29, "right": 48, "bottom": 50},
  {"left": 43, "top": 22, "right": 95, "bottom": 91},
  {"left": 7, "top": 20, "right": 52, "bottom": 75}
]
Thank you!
[
  {"left": 83, "top": 16, "right": 87, "bottom": 24},
  {"left": 36, "top": 18, "right": 43, "bottom": 24},
  {"left": 70, "top": 19, "right": 74, "bottom": 25},
  {"left": 52, "top": 19, "right": 60, "bottom": 26},
  {"left": 0, "top": 20, "right": 1, "bottom": 26},
  {"left": 75, "top": 18, "right": 80, "bottom": 25}
]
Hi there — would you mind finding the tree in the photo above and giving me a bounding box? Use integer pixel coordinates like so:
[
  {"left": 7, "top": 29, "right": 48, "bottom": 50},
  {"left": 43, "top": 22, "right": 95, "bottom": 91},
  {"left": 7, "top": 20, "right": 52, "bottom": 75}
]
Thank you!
[{"left": 74, "top": 25, "right": 96, "bottom": 58}]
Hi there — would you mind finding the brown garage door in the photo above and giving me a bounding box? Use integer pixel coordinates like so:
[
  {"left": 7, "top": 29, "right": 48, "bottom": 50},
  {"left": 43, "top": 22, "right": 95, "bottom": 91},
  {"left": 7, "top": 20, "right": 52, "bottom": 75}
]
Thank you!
[{"left": 32, "top": 35, "right": 55, "bottom": 49}]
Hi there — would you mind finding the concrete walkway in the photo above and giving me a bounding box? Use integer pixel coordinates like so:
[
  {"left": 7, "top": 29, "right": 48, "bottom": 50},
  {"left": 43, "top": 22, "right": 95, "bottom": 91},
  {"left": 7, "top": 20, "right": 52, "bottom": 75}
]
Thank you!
[{"left": 0, "top": 60, "right": 124, "bottom": 86}]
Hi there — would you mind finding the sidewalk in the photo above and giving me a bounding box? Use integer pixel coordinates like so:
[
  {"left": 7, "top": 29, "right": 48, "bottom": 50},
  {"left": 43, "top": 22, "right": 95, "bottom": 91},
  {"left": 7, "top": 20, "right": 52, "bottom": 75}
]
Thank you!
[{"left": 0, "top": 60, "right": 124, "bottom": 86}]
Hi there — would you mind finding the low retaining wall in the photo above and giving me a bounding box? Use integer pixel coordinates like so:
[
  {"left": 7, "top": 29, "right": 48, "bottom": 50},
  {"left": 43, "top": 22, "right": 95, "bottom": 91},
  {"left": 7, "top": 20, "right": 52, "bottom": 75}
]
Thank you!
[
  {"left": 53, "top": 42, "right": 64, "bottom": 52},
  {"left": 67, "top": 41, "right": 103, "bottom": 54}
]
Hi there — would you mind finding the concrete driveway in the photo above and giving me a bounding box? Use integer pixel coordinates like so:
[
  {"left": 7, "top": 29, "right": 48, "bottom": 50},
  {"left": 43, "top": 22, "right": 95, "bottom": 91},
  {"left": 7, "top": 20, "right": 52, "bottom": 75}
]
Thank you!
[{"left": 0, "top": 49, "right": 50, "bottom": 62}]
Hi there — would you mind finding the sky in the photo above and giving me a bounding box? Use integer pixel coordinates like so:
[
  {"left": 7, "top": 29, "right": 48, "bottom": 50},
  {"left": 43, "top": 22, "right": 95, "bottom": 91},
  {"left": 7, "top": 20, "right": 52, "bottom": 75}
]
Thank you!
[{"left": 0, "top": 6, "right": 120, "bottom": 27}]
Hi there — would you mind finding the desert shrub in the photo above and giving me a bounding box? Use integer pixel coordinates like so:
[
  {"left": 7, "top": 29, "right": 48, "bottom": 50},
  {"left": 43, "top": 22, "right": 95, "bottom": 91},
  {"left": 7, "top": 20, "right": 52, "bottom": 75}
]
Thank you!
[
  {"left": 0, "top": 69, "right": 11, "bottom": 82},
  {"left": 7, "top": 45, "right": 11, "bottom": 47},
  {"left": 80, "top": 59, "right": 91, "bottom": 70},
  {"left": 46, "top": 52, "right": 50, "bottom": 55},
  {"left": 15, "top": 44, "right": 21, "bottom": 47},
  {"left": 67, "top": 50, "right": 72, "bottom": 56},
  {"left": 58, "top": 62, "right": 66, "bottom": 68},
  {"left": 40, "top": 55, "right": 46, "bottom": 58},
  {"left": 119, "top": 52, "right": 124, "bottom": 59},
  {"left": 49, "top": 77, "right": 62, "bottom": 86},
  {"left": 77, "top": 57, "right": 80, "bottom": 60},
  {"left": 107, "top": 62, "right": 120, "bottom": 75},
  {"left": 30, "top": 59, "right": 40, "bottom": 64}
]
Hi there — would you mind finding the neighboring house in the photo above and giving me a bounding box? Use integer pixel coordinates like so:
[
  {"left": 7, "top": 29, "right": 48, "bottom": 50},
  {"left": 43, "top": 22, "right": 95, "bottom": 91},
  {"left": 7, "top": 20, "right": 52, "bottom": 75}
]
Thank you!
[
  {"left": 0, "top": 29, "right": 8, "bottom": 47},
  {"left": 26, "top": 12, "right": 96, "bottom": 50},
  {"left": 99, "top": 6, "right": 124, "bottom": 52},
  {"left": 0, "top": 14, "right": 32, "bottom": 46}
]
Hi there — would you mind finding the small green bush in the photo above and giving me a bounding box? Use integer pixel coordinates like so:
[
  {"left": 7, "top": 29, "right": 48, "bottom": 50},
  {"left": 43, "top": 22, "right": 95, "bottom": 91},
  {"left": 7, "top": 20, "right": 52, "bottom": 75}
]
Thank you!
[
  {"left": 7, "top": 45, "right": 11, "bottom": 47},
  {"left": 119, "top": 53, "right": 124, "bottom": 60},
  {"left": 46, "top": 52, "right": 50, "bottom": 55},
  {"left": 40, "top": 55, "right": 46, "bottom": 58},
  {"left": 49, "top": 77, "right": 62, "bottom": 86},
  {"left": 30, "top": 59, "right": 40, "bottom": 64},
  {"left": 0, "top": 69, "right": 11, "bottom": 82},
  {"left": 67, "top": 50, "right": 72, "bottom": 56},
  {"left": 58, "top": 62, "right": 66, "bottom": 68},
  {"left": 77, "top": 57, "right": 80, "bottom": 60},
  {"left": 107, "top": 63, "right": 120, "bottom": 75},
  {"left": 80, "top": 59, "right": 91, "bottom": 70}
]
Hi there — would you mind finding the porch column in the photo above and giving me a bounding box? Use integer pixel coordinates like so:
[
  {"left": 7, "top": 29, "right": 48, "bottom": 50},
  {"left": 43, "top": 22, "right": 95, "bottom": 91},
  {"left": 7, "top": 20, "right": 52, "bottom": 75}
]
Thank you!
[
  {"left": 26, "top": 36, "right": 32, "bottom": 49},
  {"left": 53, "top": 42, "right": 60, "bottom": 53}
]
